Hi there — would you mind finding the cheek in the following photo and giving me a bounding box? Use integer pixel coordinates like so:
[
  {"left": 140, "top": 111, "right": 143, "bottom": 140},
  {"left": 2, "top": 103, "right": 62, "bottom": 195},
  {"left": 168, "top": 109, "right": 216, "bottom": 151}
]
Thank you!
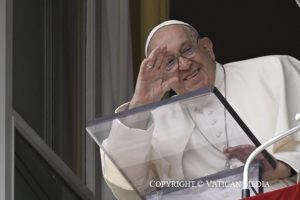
[
  {"left": 194, "top": 57, "right": 216, "bottom": 83},
  {"left": 199, "top": 67, "right": 215, "bottom": 87},
  {"left": 184, "top": 66, "right": 215, "bottom": 91},
  {"left": 202, "top": 64, "right": 215, "bottom": 78},
  {"left": 168, "top": 61, "right": 216, "bottom": 94}
]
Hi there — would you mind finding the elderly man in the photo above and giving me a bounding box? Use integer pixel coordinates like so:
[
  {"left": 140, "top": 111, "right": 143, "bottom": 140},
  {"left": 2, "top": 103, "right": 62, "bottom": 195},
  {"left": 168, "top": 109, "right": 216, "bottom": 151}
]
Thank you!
[{"left": 102, "top": 20, "right": 300, "bottom": 199}]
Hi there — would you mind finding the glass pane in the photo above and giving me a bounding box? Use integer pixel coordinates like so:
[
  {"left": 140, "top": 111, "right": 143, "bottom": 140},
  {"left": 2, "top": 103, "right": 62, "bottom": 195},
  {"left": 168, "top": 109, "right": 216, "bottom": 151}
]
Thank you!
[
  {"left": 15, "top": 129, "right": 83, "bottom": 200},
  {"left": 87, "top": 87, "right": 273, "bottom": 199},
  {"left": 147, "top": 163, "right": 260, "bottom": 200},
  {"left": 12, "top": 0, "right": 86, "bottom": 178},
  {"left": 13, "top": 0, "right": 44, "bottom": 136}
]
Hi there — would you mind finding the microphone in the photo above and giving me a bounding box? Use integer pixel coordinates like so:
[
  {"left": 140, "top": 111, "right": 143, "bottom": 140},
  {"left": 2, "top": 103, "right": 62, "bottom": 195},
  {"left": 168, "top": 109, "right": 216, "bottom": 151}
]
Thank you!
[{"left": 242, "top": 113, "right": 300, "bottom": 198}]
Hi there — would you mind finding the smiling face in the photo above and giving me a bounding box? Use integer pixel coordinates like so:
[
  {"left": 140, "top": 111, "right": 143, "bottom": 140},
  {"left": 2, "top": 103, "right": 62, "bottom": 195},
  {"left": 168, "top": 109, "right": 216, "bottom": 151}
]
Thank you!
[{"left": 148, "top": 25, "right": 216, "bottom": 94}]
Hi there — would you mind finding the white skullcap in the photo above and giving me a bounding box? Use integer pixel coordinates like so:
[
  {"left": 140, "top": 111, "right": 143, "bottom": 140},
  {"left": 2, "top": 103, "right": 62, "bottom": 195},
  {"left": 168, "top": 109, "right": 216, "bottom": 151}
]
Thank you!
[{"left": 144, "top": 20, "right": 198, "bottom": 57}]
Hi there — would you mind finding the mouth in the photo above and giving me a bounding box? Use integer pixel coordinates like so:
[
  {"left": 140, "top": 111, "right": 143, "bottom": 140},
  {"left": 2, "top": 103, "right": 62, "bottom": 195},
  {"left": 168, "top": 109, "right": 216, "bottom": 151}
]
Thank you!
[{"left": 184, "top": 68, "right": 200, "bottom": 81}]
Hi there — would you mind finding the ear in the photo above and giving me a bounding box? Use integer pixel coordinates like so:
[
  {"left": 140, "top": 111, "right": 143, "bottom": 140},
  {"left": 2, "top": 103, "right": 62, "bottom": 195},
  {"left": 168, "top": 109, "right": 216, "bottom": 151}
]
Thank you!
[{"left": 199, "top": 37, "right": 215, "bottom": 61}]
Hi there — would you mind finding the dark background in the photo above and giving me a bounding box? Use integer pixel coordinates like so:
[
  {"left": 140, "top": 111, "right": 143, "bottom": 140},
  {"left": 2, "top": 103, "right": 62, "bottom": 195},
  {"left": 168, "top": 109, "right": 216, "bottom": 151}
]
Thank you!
[
  {"left": 13, "top": 0, "right": 87, "bottom": 199},
  {"left": 170, "top": 0, "right": 300, "bottom": 64}
]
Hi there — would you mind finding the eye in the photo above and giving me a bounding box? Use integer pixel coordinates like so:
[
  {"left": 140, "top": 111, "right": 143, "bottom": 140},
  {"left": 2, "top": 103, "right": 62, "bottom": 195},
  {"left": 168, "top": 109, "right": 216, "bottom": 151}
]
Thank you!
[
  {"left": 165, "top": 57, "right": 176, "bottom": 71},
  {"left": 167, "top": 57, "right": 175, "bottom": 65},
  {"left": 182, "top": 45, "right": 194, "bottom": 57}
]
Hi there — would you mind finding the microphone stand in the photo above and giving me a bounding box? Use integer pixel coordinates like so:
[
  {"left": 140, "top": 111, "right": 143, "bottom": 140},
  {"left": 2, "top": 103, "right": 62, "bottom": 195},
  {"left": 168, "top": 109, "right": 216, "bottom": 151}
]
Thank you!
[{"left": 242, "top": 122, "right": 300, "bottom": 198}]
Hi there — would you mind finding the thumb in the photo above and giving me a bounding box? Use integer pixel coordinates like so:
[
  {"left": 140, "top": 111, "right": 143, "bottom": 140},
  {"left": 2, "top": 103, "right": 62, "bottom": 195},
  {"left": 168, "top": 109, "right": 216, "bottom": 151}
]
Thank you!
[{"left": 161, "top": 76, "right": 179, "bottom": 92}]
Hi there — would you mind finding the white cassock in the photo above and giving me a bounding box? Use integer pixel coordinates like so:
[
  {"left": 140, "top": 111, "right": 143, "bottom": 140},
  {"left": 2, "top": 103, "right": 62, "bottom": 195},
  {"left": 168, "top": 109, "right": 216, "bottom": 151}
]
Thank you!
[{"left": 101, "top": 55, "right": 300, "bottom": 200}]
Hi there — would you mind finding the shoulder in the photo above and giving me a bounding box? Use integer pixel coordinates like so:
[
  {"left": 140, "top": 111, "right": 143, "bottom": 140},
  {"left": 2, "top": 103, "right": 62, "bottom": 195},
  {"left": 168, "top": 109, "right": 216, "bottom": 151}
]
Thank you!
[
  {"left": 224, "top": 55, "right": 298, "bottom": 69},
  {"left": 223, "top": 55, "right": 300, "bottom": 77}
]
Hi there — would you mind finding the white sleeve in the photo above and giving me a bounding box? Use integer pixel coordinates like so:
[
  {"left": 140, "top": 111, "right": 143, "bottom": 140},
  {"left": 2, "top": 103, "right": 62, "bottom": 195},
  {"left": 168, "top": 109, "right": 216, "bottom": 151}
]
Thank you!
[
  {"left": 101, "top": 106, "right": 155, "bottom": 196},
  {"left": 274, "top": 140, "right": 300, "bottom": 174},
  {"left": 115, "top": 102, "right": 153, "bottom": 130},
  {"left": 273, "top": 55, "right": 300, "bottom": 176}
]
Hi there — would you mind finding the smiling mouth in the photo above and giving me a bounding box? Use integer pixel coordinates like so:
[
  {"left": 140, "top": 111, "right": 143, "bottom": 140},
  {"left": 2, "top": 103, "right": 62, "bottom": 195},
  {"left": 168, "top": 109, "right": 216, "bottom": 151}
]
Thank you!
[{"left": 184, "top": 68, "right": 200, "bottom": 81}]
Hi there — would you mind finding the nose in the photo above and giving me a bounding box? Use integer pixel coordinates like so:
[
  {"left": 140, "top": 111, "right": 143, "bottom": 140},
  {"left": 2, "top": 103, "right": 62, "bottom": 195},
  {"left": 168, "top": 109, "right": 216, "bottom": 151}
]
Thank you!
[{"left": 178, "top": 56, "right": 191, "bottom": 71}]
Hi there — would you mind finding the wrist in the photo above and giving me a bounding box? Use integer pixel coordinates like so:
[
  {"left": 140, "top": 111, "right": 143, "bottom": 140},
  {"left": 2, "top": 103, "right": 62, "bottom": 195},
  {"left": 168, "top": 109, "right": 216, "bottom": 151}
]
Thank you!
[{"left": 129, "top": 97, "right": 157, "bottom": 109}]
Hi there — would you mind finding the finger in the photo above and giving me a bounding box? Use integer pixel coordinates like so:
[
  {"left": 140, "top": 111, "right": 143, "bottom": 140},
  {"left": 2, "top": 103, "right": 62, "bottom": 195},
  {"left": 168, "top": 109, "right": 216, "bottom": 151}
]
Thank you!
[
  {"left": 161, "top": 76, "right": 179, "bottom": 93},
  {"left": 140, "top": 58, "right": 153, "bottom": 74},
  {"left": 225, "top": 145, "right": 266, "bottom": 164},
  {"left": 140, "top": 53, "right": 161, "bottom": 74},
  {"left": 153, "top": 46, "right": 167, "bottom": 70},
  {"left": 254, "top": 153, "right": 265, "bottom": 161},
  {"left": 227, "top": 147, "right": 251, "bottom": 157},
  {"left": 227, "top": 151, "right": 249, "bottom": 163},
  {"left": 158, "top": 49, "right": 170, "bottom": 74},
  {"left": 224, "top": 144, "right": 254, "bottom": 153},
  {"left": 225, "top": 146, "right": 254, "bottom": 162},
  {"left": 147, "top": 46, "right": 162, "bottom": 69},
  {"left": 150, "top": 47, "right": 168, "bottom": 79},
  {"left": 224, "top": 153, "right": 230, "bottom": 159},
  {"left": 223, "top": 147, "right": 232, "bottom": 153}
]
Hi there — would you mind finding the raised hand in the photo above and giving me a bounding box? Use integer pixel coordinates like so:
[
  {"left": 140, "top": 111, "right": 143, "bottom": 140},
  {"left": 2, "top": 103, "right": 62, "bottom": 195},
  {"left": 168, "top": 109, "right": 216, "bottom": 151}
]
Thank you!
[{"left": 129, "top": 46, "right": 178, "bottom": 109}]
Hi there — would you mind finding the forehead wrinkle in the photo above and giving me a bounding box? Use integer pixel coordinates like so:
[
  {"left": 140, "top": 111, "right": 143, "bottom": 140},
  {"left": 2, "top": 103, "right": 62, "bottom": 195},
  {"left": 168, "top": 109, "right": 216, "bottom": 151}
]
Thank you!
[
  {"left": 148, "top": 25, "right": 195, "bottom": 55},
  {"left": 166, "top": 41, "right": 194, "bottom": 59}
]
